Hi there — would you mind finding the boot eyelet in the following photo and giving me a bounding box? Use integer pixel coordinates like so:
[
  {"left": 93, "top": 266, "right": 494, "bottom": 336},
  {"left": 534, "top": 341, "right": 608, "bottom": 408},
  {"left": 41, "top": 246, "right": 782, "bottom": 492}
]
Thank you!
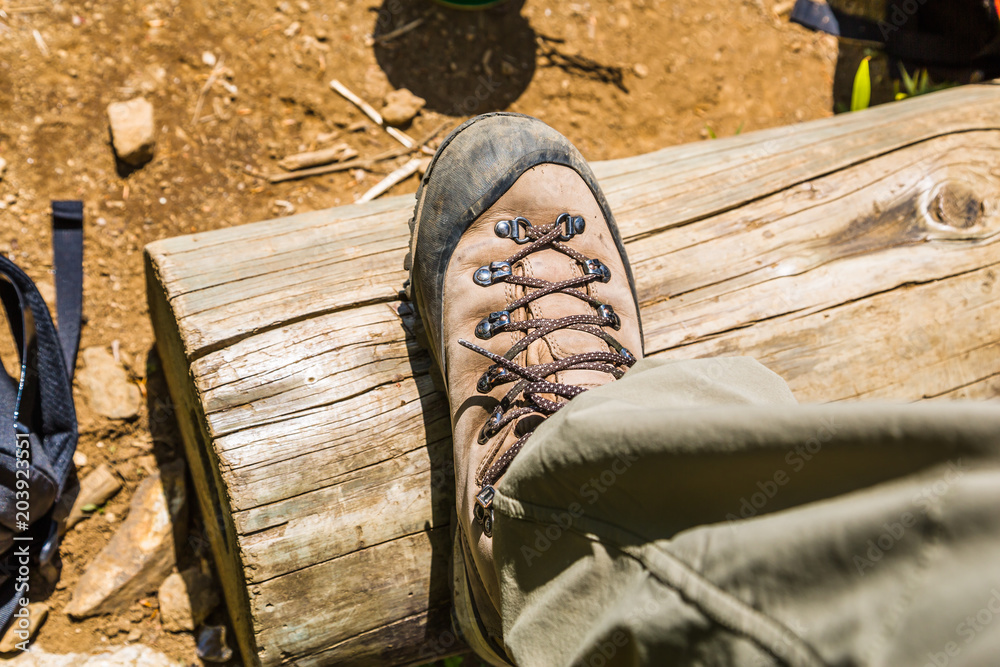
[
  {"left": 477, "top": 365, "right": 509, "bottom": 393},
  {"left": 475, "top": 310, "right": 511, "bottom": 340},
  {"left": 495, "top": 217, "right": 532, "bottom": 244},
  {"left": 619, "top": 346, "right": 636, "bottom": 364},
  {"left": 473, "top": 261, "right": 512, "bottom": 287},
  {"left": 597, "top": 304, "right": 621, "bottom": 330},
  {"left": 473, "top": 266, "right": 492, "bottom": 286},
  {"left": 490, "top": 260, "right": 512, "bottom": 280},
  {"left": 475, "top": 485, "right": 495, "bottom": 535},
  {"left": 478, "top": 406, "right": 504, "bottom": 444},
  {"left": 557, "top": 213, "right": 586, "bottom": 241},
  {"left": 584, "top": 258, "right": 612, "bottom": 283},
  {"left": 494, "top": 219, "right": 512, "bottom": 239}
]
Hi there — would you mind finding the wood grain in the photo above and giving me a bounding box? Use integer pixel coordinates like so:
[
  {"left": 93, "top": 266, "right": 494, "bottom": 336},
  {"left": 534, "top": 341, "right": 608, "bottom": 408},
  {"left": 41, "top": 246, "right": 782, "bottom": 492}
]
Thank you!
[{"left": 146, "top": 82, "right": 1000, "bottom": 666}]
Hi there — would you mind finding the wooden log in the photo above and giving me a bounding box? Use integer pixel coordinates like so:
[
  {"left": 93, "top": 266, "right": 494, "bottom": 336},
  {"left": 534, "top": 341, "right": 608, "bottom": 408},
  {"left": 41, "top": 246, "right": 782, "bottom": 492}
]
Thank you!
[{"left": 145, "top": 82, "right": 1000, "bottom": 666}]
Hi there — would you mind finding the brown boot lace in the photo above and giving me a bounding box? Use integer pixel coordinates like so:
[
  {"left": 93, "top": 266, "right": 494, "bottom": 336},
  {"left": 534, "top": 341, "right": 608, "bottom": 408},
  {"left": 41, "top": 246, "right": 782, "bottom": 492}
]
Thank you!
[{"left": 459, "top": 213, "right": 637, "bottom": 536}]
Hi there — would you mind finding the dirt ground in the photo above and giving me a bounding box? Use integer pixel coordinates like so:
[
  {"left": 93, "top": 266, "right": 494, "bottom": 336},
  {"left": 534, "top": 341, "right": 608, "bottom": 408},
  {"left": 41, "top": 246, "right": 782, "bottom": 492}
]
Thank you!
[{"left": 0, "top": 0, "right": 837, "bottom": 663}]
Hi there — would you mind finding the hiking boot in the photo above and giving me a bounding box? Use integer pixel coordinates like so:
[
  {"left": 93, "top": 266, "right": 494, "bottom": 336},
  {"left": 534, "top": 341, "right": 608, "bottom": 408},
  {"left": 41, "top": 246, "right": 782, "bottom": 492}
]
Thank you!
[{"left": 405, "top": 113, "right": 643, "bottom": 664}]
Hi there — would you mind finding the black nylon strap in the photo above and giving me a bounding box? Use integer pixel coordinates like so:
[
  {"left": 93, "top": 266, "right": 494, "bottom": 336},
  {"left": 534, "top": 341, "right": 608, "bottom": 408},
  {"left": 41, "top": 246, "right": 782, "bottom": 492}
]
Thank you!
[{"left": 51, "top": 201, "right": 83, "bottom": 380}]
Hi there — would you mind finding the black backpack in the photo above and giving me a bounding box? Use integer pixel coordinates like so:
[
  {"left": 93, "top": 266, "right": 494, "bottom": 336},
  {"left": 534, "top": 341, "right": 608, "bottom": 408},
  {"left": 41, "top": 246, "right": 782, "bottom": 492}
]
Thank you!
[
  {"left": 792, "top": 0, "right": 1000, "bottom": 70},
  {"left": 0, "top": 201, "right": 83, "bottom": 637}
]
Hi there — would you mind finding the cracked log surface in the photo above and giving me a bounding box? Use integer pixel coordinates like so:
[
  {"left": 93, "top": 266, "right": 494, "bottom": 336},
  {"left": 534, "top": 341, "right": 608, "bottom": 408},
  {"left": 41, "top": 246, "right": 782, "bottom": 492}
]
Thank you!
[{"left": 146, "top": 82, "right": 1000, "bottom": 666}]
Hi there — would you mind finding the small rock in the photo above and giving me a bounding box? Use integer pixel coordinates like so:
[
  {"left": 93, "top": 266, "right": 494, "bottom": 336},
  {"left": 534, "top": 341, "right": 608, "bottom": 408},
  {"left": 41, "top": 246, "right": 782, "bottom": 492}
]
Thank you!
[
  {"left": 201, "top": 51, "right": 216, "bottom": 67},
  {"left": 107, "top": 97, "right": 156, "bottom": 167},
  {"left": 77, "top": 347, "right": 142, "bottom": 420},
  {"left": 196, "top": 625, "right": 233, "bottom": 663},
  {"left": 381, "top": 88, "right": 425, "bottom": 127},
  {"left": 283, "top": 20, "right": 301, "bottom": 37},
  {"left": 0, "top": 602, "right": 48, "bottom": 652},
  {"left": 72, "top": 451, "right": 88, "bottom": 468},
  {"left": 633, "top": 63, "right": 649, "bottom": 78},
  {"left": 65, "top": 461, "right": 188, "bottom": 618},
  {"left": 0, "top": 156, "right": 6, "bottom": 181},
  {"left": 64, "top": 463, "right": 123, "bottom": 530},
  {"left": 125, "top": 629, "right": 141, "bottom": 643},
  {"left": 158, "top": 566, "right": 220, "bottom": 632},
  {"left": 5, "top": 644, "right": 177, "bottom": 666}
]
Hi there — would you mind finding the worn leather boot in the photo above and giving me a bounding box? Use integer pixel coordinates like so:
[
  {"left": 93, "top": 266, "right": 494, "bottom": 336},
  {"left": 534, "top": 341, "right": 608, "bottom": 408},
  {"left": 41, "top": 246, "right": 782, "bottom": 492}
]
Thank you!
[{"left": 406, "top": 113, "right": 643, "bottom": 664}]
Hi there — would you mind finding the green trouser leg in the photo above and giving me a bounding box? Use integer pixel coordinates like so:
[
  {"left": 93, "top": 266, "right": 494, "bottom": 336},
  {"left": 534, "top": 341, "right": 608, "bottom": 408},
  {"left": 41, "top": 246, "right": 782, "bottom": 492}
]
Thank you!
[{"left": 493, "top": 358, "right": 1000, "bottom": 667}]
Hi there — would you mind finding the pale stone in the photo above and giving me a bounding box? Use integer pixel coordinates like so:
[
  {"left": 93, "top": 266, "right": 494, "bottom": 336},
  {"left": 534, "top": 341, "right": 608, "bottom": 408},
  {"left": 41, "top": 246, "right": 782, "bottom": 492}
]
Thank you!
[
  {"left": 5, "top": 644, "right": 176, "bottom": 666},
  {"left": 0, "top": 156, "right": 7, "bottom": 180},
  {"left": 107, "top": 98, "right": 155, "bottom": 166},
  {"left": 64, "top": 463, "right": 122, "bottom": 531},
  {"left": 0, "top": 603, "right": 48, "bottom": 653},
  {"left": 77, "top": 347, "right": 141, "bottom": 420},
  {"left": 158, "top": 566, "right": 220, "bottom": 632},
  {"left": 65, "top": 461, "right": 188, "bottom": 618},
  {"left": 381, "top": 88, "right": 425, "bottom": 127}
]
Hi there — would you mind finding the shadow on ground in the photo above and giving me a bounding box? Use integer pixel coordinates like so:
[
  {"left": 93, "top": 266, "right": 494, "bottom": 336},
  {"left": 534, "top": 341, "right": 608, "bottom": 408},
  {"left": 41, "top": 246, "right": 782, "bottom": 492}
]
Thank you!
[{"left": 372, "top": 0, "right": 537, "bottom": 116}]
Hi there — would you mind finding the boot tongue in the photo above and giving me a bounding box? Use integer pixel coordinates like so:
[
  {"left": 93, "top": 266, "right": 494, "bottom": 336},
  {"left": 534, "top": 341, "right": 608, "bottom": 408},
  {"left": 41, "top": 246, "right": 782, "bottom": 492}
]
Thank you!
[{"left": 518, "top": 248, "right": 613, "bottom": 392}]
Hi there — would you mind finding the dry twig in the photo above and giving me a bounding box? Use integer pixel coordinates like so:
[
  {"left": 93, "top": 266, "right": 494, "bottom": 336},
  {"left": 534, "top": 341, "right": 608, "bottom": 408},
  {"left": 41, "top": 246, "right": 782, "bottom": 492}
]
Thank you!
[
  {"left": 329, "top": 79, "right": 416, "bottom": 149},
  {"left": 278, "top": 143, "right": 359, "bottom": 171},
  {"left": 357, "top": 158, "right": 424, "bottom": 203},
  {"left": 265, "top": 120, "right": 450, "bottom": 184},
  {"left": 193, "top": 57, "right": 225, "bottom": 124},
  {"left": 373, "top": 17, "right": 424, "bottom": 44}
]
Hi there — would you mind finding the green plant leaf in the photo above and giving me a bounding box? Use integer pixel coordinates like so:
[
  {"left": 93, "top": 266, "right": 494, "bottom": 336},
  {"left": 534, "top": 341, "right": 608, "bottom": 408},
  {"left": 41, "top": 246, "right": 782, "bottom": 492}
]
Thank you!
[
  {"left": 898, "top": 62, "right": 916, "bottom": 97},
  {"left": 851, "top": 57, "right": 872, "bottom": 112},
  {"left": 735, "top": 121, "right": 745, "bottom": 135},
  {"left": 81, "top": 503, "right": 99, "bottom": 512},
  {"left": 704, "top": 125, "right": 717, "bottom": 140}
]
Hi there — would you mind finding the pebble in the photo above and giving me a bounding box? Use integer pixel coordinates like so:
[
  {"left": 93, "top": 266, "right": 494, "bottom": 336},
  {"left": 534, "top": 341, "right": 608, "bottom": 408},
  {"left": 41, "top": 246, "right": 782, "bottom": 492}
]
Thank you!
[
  {"left": 158, "top": 567, "right": 221, "bottom": 632},
  {"left": 0, "top": 156, "right": 6, "bottom": 181},
  {"left": 201, "top": 51, "right": 217, "bottom": 67},
  {"left": 0, "top": 603, "right": 48, "bottom": 652},
  {"left": 65, "top": 461, "right": 188, "bottom": 618},
  {"left": 633, "top": 63, "right": 650, "bottom": 78},
  {"left": 381, "top": 88, "right": 425, "bottom": 127},
  {"left": 106, "top": 98, "right": 156, "bottom": 167},
  {"left": 77, "top": 346, "right": 142, "bottom": 420},
  {"left": 72, "top": 451, "right": 88, "bottom": 468}
]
